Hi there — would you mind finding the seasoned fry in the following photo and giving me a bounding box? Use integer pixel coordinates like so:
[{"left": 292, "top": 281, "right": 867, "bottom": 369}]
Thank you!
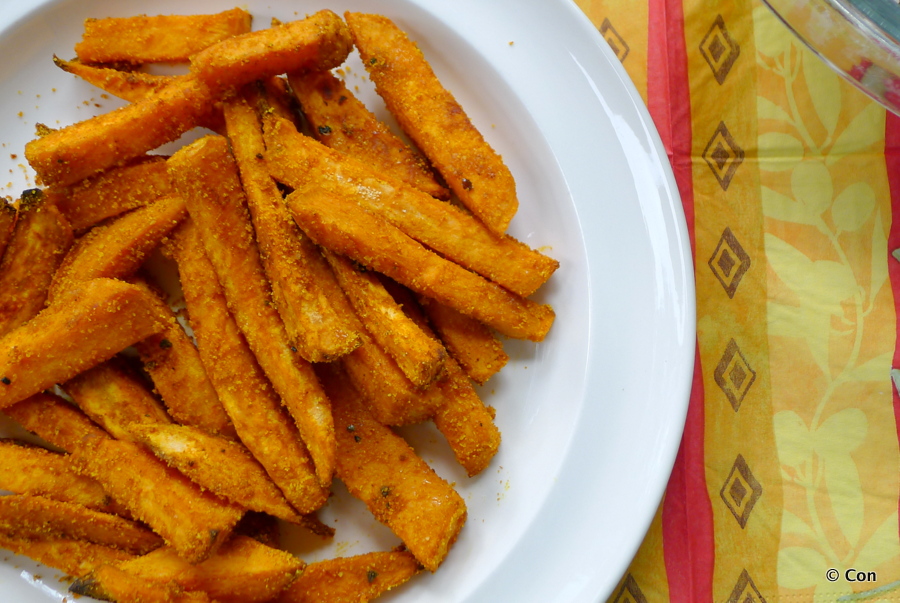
[
  {"left": 190, "top": 10, "right": 351, "bottom": 93},
  {"left": 50, "top": 155, "right": 173, "bottom": 232},
  {"left": 169, "top": 135, "right": 335, "bottom": 487},
  {"left": 71, "top": 565, "right": 214, "bottom": 603},
  {"left": 0, "top": 201, "right": 16, "bottom": 260},
  {"left": 70, "top": 437, "right": 243, "bottom": 564},
  {"left": 130, "top": 276, "right": 237, "bottom": 440},
  {"left": 324, "top": 250, "right": 445, "bottom": 388},
  {"left": 47, "top": 193, "right": 186, "bottom": 304},
  {"left": 0, "top": 535, "right": 134, "bottom": 579},
  {"left": 115, "top": 535, "right": 305, "bottom": 603},
  {"left": 346, "top": 12, "right": 518, "bottom": 235},
  {"left": 263, "top": 115, "right": 556, "bottom": 297},
  {"left": 0, "top": 278, "right": 168, "bottom": 410},
  {"left": 321, "top": 363, "right": 466, "bottom": 572},
  {"left": 62, "top": 356, "right": 173, "bottom": 442},
  {"left": 75, "top": 8, "right": 253, "bottom": 64},
  {"left": 0, "top": 494, "right": 162, "bottom": 555},
  {"left": 286, "top": 185, "right": 555, "bottom": 342},
  {"left": 224, "top": 88, "right": 361, "bottom": 363},
  {"left": 0, "top": 439, "right": 119, "bottom": 513},
  {"left": 130, "top": 423, "right": 304, "bottom": 524},
  {"left": 279, "top": 549, "right": 421, "bottom": 603},
  {"left": 0, "top": 189, "right": 73, "bottom": 338},
  {"left": 3, "top": 391, "right": 112, "bottom": 452},
  {"left": 418, "top": 296, "right": 508, "bottom": 385},
  {"left": 287, "top": 69, "right": 448, "bottom": 199},
  {"left": 54, "top": 56, "right": 172, "bottom": 102},
  {"left": 25, "top": 74, "right": 214, "bottom": 188},
  {"left": 385, "top": 283, "right": 501, "bottom": 476},
  {"left": 171, "top": 219, "right": 329, "bottom": 515}
]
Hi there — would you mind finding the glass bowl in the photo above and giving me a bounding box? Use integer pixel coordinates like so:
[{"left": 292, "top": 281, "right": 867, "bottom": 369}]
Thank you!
[{"left": 762, "top": 0, "right": 900, "bottom": 115}]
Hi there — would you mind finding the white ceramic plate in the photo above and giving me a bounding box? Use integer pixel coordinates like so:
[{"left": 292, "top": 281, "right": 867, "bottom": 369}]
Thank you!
[{"left": 0, "top": 1, "right": 695, "bottom": 601}]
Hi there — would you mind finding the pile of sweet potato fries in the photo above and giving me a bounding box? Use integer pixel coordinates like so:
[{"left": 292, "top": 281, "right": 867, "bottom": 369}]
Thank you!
[{"left": 0, "top": 8, "right": 558, "bottom": 602}]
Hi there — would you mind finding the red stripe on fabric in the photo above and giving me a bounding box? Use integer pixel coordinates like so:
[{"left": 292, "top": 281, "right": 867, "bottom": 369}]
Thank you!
[
  {"left": 648, "top": 0, "right": 714, "bottom": 600},
  {"left": 885, "top": 112, "right": 900, "bottom": 517}
]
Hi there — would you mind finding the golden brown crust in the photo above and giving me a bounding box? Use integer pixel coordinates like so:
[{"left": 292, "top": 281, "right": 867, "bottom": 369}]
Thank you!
[
  {"left": 75, "top": 8, "right": 253, "bottom": 64},
  {"left": 0, "top": 535, "right": 134, "bottom": 579},
  {"left": 288, "top": 69, "right": 448, "bottom": 199},
  {"left": 346, "top": 12, "right": 517, "bottom": 235}
]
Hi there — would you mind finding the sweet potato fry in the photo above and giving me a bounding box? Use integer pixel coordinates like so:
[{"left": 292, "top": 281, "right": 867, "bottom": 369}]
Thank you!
[
  {"left": 130, "top": 423, "right": 303, "bottom": 524},
  {"left": 0, "top": 201, "right": 16, "bottom": 260},
  {"left": 75, "top": 8, "right": 252, "bottom": 64},
  {"left": 54, "top": 56, "right": 172, "bottom": 102},
  {"left": 0, "top": 278, "right": 168, "bottom": 410},
  {"left": 0, "top": 189, "right": 73, "bottom": 338},
  {"left": 223, "top": 88, "right": 361, "bottom": 363},
  {"left": 25, "top": 74, "right": 215, "bottom": 188},
  {"left": 130, "top": 276, "right": 237, "bottom": 440},
  {"left": 62, "top": 357, "right": 173, "bottom": 441},
  {"left": 0, "top": 439, "right": 119, "bottom": 513},
  {"left": 115, "top": 535, "right": 305, "bottom": 603},
  {"left": 47, "top": 194, "right": 186, "bottom": 304},
  {"left": 285, "top": 185, "right": 555, "bottom": 342},
  {"left": 0, "top": 494, "right": 162, "bottom": 555},
  {"left": 287, "top": 69, "right": 448, "bottom": 199},
  {"left": 190, "top": 10, "right": 351, "bottom": 94},
  {"left": 263, "top": 115, "right": 556, "bottom": 297},
  {"left": 278, "top": 549, "right": 422, "bottom": 603},
  {"left": 50, "top": 155, "right": 173, "bottom": 232},
  {"left": 71, "top": 564, "right": 214, "bottom": 603},
  {"left": 385, "top": 283, "right": 501, "bottom": 476},
  {"left": 417, "top": 296, "right": 508, "bottom": 385},
  {"left": 171, "top": 219, "right": 329, "bottom": 515},
  {"left": 324, "top": 250, "right": 445, "bottom": 388},
  {"left": 70, "top": 437, "right": 243, "bottom": 564},
  {"left": 3, "top": 391, "right": 111, "bottom": 452},
  {"left": 169, "top": 135, "right": 335, "bottom": 486},
  {"left": 346, "top": 12, "right": 517, "bottom": 235},
  {"left": 0, "top": 535, "right": 134, "bottom": 579},
  {"left": 320, "top": 363, "right": 466, "bottom": 572}
]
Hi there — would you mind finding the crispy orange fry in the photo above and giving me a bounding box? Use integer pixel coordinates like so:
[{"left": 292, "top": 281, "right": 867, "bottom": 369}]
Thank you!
[
  {"left": 0, "top": 535, "right": 134, "bottom": 579},
  {"left": 4, "top": 391, "right": 111, "bottom": 452},
  {"left": 0, "top": 189, "right": 73, "bottom": 338},
  {"left": 278, "top": 549, "right": 422, "bottom": 603},
  {"left": 171, "top": 219, "right": 329, "bottom": 515},
  {"left": 418, "top": 296, "right": 508, "bottom": 385},
  {"left": 130, "top": 276, "right": 237, "bottom": 440},
  {"left": 286, "top": 186, "right": 555, "bottom": 342},
  {"left": 75, "top": 8, "right": 252, "bottom": 64},
  {"left": 385, "top": 283, "right": 501, "bottom": 476},
  {"left": 287, "top": 69, "right": 448, "bottom": 199},
  {"left": 169, "top": 135, "right": 335, "bottom": 486},
  {"left": 0, "top": 440, "right": 119, "bottom": 513},
  {"left": 130, "top": 423, "right": 304, "bottom": 524},
  {"left": 50, "top": 155, "right": 173, "bottom": 231},
  {"left": 0, "top": 201, "right": 16, "bottom": 260},
  {"left": 71, "top": 564, "right": 214, "bottom": 603},
  {"left": 47, "top": 193, "right": 186, "bottom": 304},
  {"left": 324, "top": 250, "right": 445, "bottom": 388},
  {"left": 346, "top": 12, "right": 517, "bottom": 235},
  {"left": 0, "top": 494, "right": 162, "bottom": 555},
  {"left": 190, "top": 10, "right": 351, "bottom": 93},
  {"left": 263, "top": 115, "right": 556, "bottom": 297},
  {"left": 62, "top": 356, "right": 173, "bottom": 441},
  {"left": 0, "top": 278, "right": 168, "bottom": 410},
  {"left": 224, "top": 88, "right": 361, "bottom": 363},
  {"left": 54, "top": 56, "right": 172, "bottom": 102},
  {"left": 321, "top": 363, "right": 466, "bottom": 572},
  {"left": 70, "top": 437, "right": 243, "bottom": 564},
  {"left": 116, "top": 535, "right": 305, "bottom": 603}
]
